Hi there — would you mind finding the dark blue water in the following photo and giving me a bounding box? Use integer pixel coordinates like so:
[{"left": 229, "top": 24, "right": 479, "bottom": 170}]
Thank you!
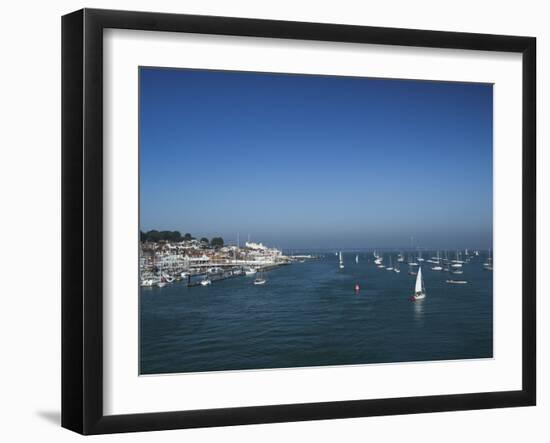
[{"left": 140, "top": 253, "right": 492, "bottom": 374}]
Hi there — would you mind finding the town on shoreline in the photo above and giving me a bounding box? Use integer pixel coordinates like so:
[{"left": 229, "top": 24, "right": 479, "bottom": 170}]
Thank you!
[{"left": 139, "top": 230, "right": 313, "bottom": 288}]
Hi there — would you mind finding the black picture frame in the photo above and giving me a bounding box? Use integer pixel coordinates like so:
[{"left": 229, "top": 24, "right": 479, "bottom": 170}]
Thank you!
[{"left": 62, "top": 8, "right": 536, "bottom": 435}]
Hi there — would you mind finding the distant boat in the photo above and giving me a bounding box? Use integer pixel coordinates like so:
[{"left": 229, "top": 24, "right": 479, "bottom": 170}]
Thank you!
[
  {"left": 244, "top": 267, "right": 257, "bottom": 276},
  {"left": 411, "top": 267, "right": 426, "bottom": 300},
  {"left": 397, "top": 252, "right": 405, "bottom": 262},
  {"left": 442, "top": 250, "right": 450, "bottom": 271},
  {"left": 355, "top": 254, "right": 359, "bottom": 264},
  {"left": 408, "top": 257, "right": 417, "bottom": 275},
  {"left": 394, "top": 261, "right": 401, "bottom": 273},
  {"left": 339, "top": 252, "right": 345, "bottom": 269},
  {"left": 451, "top": 250, "right": 464, "bottom": 267},
  {"left": 417, "top": 250, "right": 424, "bottom": 262},
  {"left": 386, "top": 255, "right": 394, "bottom": 271},
  {"left": 431, "top": 251, "right": 443, "bottom": 271},
  {"left": 483, "top": 249, "right": 493, "bottom": 271},
  {"left": 446, "top": 279, "right": 468, "bottom": 284},
  {"left": 254, "top": 270, "right": 266, "bottom": 285},
  {"left": 200, "top": 276, "right": 211, "bottom": 286}
]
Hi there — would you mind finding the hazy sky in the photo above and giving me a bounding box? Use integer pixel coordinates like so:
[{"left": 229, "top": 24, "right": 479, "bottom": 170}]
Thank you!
[{"left": 139, "top": 67, "right": 493, "bottom": 250}]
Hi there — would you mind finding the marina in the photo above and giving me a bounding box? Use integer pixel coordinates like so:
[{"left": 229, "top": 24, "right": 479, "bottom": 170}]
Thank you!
[{"left": 140, "top": 248, "right": 493, "bottom": 375}]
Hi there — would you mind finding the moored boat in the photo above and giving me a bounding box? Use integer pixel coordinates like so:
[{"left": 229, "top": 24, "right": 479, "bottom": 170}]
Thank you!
[{"left": 253, "top": 269, "right": 267, "bottom": 285}]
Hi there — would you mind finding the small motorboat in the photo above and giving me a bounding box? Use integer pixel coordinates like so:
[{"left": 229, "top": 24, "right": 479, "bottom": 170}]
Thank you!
[{"left": 446, "top": 279, "right": 468, "bottom": 284}]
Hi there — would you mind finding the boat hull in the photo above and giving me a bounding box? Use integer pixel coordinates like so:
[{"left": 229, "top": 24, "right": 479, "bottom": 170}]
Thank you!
[{"left": 412, "top": 292, "right": 426, "bottom": 300}]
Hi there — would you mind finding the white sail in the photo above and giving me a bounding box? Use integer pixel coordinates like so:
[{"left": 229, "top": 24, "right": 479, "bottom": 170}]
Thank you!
[
  {"left": 355, "top": 254, "right": 359, "bottom": 264},
  {"left": 415, "top": 267, "right": 423, "bottom": 293}
]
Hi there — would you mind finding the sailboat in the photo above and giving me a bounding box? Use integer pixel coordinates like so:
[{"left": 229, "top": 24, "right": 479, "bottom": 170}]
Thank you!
[
  {"left": 386, "top": 255, "right": 394, "bottom": 271},
  {"left": 339, "top": 252, "right": 345, "bottom": 269},
  {"left": 408, "top": 259, "right": 417, "bottom": 276},
  {"left": 431, "top": 251, "right": 443, "bottom": 271},
  {"left": 417, "top": 250, "right": 424, "bottom": 262},
  {"left": 397, "top": 252, "right": 405, "bottom": 262},
  {"left": 254, "top": 269, "right": 266, "bottom": 285},
  {"left": 442, "top": 250, "right": 450, "bottom": 272},
  {"left": 355, "top": 254, "right": 359, "bottom": 264},
  {"left": 411, "top": 267, "right": 426, "bottom": 300},
  {"left": 394, "top": 261, "right": 401, "bottom": 273},
  {"left": 451, "top": 250, "right": 464, "bottom": 268}
]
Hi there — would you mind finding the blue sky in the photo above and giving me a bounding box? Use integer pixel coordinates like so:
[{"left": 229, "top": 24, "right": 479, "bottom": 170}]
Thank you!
[{"left": 139, "top": 67, "right": 493, "bottom": 250}]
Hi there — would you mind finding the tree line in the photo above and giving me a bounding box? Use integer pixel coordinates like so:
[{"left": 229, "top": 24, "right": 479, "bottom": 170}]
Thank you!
[{"left": 140, "top": 230, "right": 224, "bottom": 247}]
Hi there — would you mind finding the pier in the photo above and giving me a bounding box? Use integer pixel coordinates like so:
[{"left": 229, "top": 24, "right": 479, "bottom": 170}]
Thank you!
[{"left": 186, "top": 263, "right": 289, "bottom": 287}]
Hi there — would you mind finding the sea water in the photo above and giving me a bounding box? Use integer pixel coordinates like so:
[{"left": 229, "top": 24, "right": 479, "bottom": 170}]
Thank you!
[{"left": 140, "top": 252, "right": 492, "bottom": 374}]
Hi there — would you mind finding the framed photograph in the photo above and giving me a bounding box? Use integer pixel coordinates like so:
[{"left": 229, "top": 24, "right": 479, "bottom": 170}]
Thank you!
[{"left": 62, "top": 8, "right": 536, "bottom": 435}]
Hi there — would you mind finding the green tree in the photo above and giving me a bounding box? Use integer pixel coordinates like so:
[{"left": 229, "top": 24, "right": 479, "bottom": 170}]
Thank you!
[
  {"left": 211, "top": 237, "right": 224, "bottom": 248},
  {"left": 140, "top": 230, "right": 184, "bottom": 242},
  {"left": 200, "top": 237, "right": 209, "bottom": 244},
  {"left": 146, "top": 230, "right": 161, "bottom": 242},
  {"left": 184, "top": 233, "right": 193, "bottom": 241}
]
